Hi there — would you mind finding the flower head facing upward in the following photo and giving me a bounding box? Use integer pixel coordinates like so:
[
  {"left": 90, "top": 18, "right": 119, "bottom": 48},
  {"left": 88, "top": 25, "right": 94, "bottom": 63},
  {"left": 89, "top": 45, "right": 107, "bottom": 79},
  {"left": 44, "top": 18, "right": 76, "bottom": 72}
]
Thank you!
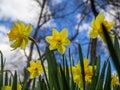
[
  {"left": 45, "top": 28, "right": 71, "bottom": 54},
  {"left": 111, "top": 74, "right": 120, "bottom": 87},
  {"left": 7, "top": 21, "right": 32, "bottom": 50},
  {"left": 27, "top": 60, "right": 43, "bottom": 79},
  {"left": 72, "top": 58, "right": 94, "bottom": 89},
  {"left": 89, "top": 13, "right": 114, "bottom": 42}
]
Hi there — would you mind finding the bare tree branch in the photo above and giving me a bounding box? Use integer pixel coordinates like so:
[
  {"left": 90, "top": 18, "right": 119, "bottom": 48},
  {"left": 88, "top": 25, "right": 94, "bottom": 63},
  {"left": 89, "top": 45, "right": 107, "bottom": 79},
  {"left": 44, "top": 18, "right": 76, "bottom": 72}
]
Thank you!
[{"left": 28, "top": 0, "right": 47, "bottom": 62}]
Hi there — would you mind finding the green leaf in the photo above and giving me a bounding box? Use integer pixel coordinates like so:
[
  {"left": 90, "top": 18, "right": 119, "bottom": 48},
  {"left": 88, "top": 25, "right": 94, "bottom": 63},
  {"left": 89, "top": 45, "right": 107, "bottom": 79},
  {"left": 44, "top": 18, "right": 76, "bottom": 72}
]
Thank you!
[
  {"left": 103, "top": 61, "right": 111, "bottom": 90},
  {"left": 96, "top": 61, "right": 107, "bottom": 90},
  {"left": 89, "top": 56, "right": 100, "bottom": 90},
  {"left": 60, "top": 65, "right": 69, "bottom": 90},
  {"left": 22, "top": 69, "right": 29, "bottom": 90},
  {"left": 102, "top": 24, "right": 120, "bottom": 79},
  {"left": 65, "top": 61, "right": 70, "bottom": 89},
  {"left": 46, "top": 47, "right": 60, "bottom": 90},
  {"left": 4, "top": 71, "right": 8, "bottom": 85},
  {"left": 37, "top": 76, "right": 47, "bottom": 90},
  {"left": 32, "top": 78, "right": 36, "bottom": 90},
  {"left": 0, "top": 51, "right": 4, "bottom": 89},
  {"left": 78, "top": 44, "right": 85, "bottom": 90},
  {"left": 12, "top": 71, "right": 17, "bottom": 90},
  {"left": 114, "top": 36, "right": 120, "bottom": 63}
]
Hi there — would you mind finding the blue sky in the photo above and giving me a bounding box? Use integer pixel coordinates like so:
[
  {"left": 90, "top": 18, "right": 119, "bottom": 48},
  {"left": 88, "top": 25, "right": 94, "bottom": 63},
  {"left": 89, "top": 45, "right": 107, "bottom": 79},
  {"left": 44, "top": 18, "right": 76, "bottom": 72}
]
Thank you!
[{"left": 0, "top": 0, "right": 117, "bottom": 75}]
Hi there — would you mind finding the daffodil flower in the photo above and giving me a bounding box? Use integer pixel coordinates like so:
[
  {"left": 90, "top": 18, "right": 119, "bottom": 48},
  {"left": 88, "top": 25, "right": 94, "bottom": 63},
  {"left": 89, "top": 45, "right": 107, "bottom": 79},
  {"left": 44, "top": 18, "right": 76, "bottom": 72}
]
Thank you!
[
  {"left": 45, "top": 28, "right": 71, "bottom": 54},
  {"left": 111, "top": 74, "right": 120, "bottom": 87},
  {"left": 7, "top": 21, "right": 32, "bottom": 50},
  {"left": 2, "top": 83, "right": 21, "bottom": 90},
  {"left": 89, "top": 13, "right": 114, "bottom": 42},
  {"left": 72, "top": 58, "right": 94, "bottom": 89},
  {"left": 2, "top": 86, "right": 12, "bottom": 90},
  {"left": 27, "top": 60, "right": 43, "bottom": 79}
]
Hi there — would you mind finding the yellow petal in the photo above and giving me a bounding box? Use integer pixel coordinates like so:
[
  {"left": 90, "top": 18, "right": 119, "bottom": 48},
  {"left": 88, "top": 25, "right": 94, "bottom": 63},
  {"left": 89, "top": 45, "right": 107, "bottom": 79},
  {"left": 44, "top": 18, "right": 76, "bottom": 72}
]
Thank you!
[
  {"left": 95, "top": 13, "right": 105, "bottom": 25},
  {"left": 49, "top": 44, "right": 56, "bottom": 50},
  {"left": 14, "top": 21, "right": 21, "bottom": 30},
  {"left": 99, "top": 33, "right": 106, "bottom": 43},
  {"left": 60, "top": 28, "right": 68, "bottom": 38},
  {"left": 30, "top": 72, "right": 36, "bottom": 79},
  {"left": 21, "top": 38, "right": 29, "bottom": 49},
  {"left": 21, "top": 39, "right": 26, "bottom": 49},
  {"left": 108, "top": 21, "right": 115, "bottom": 31},
  {"left": 17, "top": 84, "right": 22, "bottom": 90},
  {"left": 11, "top": 40, "right": 21, "bottom": 49},
  {"left": 27, "top": 67, "right": 31, "bottom": 72},
  {"left": 2, "top": 86, "right": 12, "bottom": 90},
  {"left": 91, "top": 19, "right": 95, "bottom": 28},
  {"left": 52, "top": 29, "right": 59, "bottom": 35},
  {"left": 36, "top": 60, "right": 42, "bottom": 67},
  {"left": 57, "top": 45, "right": 65, "bottom": 54},
  {"left": 109, "top": 21, "right": 114, "bottom": 26},
  {"left": 45, "top": 36, "right": 53, "bottom": 43},
  {"left": 89, "top": 30, "right": 98, "bottom": 39},
  {"left": 30, "top": 61, "right": 36, "bottom": 66},
  {"left": 19, "top": 21, "right": 25, "bottom": 31},
  {"left": 62, "top": 38, "right": 71, "bottom": 46},
  {"left": 84, "top": 58, "right": 89, "bottom": 66},
  {"left": 24, "top": 24, "right": 32, "bottom": 35}
]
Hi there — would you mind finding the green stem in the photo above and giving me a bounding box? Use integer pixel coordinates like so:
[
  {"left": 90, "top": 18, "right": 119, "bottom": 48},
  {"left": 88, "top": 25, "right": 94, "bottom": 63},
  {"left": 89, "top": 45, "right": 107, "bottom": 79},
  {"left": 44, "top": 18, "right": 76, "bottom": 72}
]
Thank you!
[{"left": 28, "top": 37, "right": 50, "bottom": 89}]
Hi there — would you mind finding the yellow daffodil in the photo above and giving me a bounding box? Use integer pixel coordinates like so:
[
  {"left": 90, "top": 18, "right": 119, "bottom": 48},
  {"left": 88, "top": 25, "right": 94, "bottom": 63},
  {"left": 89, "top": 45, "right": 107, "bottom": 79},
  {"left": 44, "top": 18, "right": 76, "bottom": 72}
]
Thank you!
[
  {"left": 2, "top": 84, "right": 21, "bottom": 90},
  {"left": 45, "top": 28, "right": 71, "bottom": 54},
  {"left": 27, "top": 60, "right": 43, "bottom": 79},
  {"left": 89, "top": 13, "right": 114, "bottom": 42},
  {"left": 2, "top": 86, "right": 12, "bottom": 90},
  {"left": 72, "top": 58, "right": 94, "bottom": 89},
  {"left": 7, "top": 21, "right": 32, "bottom": 50},
  {"left": 17, "top": 83, "right": 22, "bottom": 90},
  {"left": 111, "top": 75, "right": 119, "bottom": 87}
]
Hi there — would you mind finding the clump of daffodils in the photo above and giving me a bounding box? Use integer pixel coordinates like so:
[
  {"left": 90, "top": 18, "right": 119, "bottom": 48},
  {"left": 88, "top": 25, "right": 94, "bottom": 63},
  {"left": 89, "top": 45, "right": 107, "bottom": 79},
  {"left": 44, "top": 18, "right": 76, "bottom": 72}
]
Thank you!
[
  {"left": 27, "top": 60, "right": 43, "bottom": 79},
  {"left": 45, "top": 28, "right": 71, "bottom": 54},
  {"left": 89, "top": 13, "right": 114, "bottom": 42},
  {"left": 72, "top": 58, "right": 94, "bottom": 89},
  {"left": 7, "top": 21, "right": 32, "bottom": 50}
]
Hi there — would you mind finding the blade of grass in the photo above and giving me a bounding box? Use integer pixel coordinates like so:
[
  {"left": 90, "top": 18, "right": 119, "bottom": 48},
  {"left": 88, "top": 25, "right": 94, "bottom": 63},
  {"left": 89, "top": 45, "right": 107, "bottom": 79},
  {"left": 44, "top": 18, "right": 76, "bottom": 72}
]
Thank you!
[
  {"left": 38, "top": 76, "right": 47, "bottom": 90},
  {"left": 32, "top": 78, "right": 36, "bottom": 90},
  {"left": 103, "top": 61, "right": 111, "bottom": 90},
  {"left": 0, "top": 51, "right": 4, "bottom": 89},
  {"left": 22, "top": 69, "right": 29, "bottom": 90},
  {"left": 12, "top": 71, "right": 17, "bottom": 90},
  {"left": 89, "top": 56, "right": 100, "bottom": 90},
  {"left": 4, "top": 71, "right": 8, "bottom": 85},
  {"left": 114, "top": 36, "right": 120, "bottom": 62},
  {"left": 46, "top": 47, "right": 60, "bottom": 90},
  {"left": 95, "top": 61, "right": 107, "bottom": 90},
  {"left": 78, "top": 44, "right": 85, "bottom": 90},
  {"left": 60, "top": 65, "right": 69, "bottom": 90}
]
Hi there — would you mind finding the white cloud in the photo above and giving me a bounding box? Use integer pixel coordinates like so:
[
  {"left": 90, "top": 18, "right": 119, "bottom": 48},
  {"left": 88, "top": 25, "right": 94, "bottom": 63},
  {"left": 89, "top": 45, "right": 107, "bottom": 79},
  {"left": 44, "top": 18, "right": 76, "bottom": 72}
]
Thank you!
[
  {"left": 51, "top": 0, "right": 63, "bottom": 5},
  {"left": 0, "top": 0, "right": 40, "bottom": 25},
  {"left": 0, "top": 25, "right": 9, "bottom": 44},
  {"left": 76, "top": 13, "right": 82, "bottom": 23},
  {"left": 75, "top": 23, "right": 90, "bottom": 32},
  {"left": 42, "top": 20, "right": 56, "bottom": 28}
]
